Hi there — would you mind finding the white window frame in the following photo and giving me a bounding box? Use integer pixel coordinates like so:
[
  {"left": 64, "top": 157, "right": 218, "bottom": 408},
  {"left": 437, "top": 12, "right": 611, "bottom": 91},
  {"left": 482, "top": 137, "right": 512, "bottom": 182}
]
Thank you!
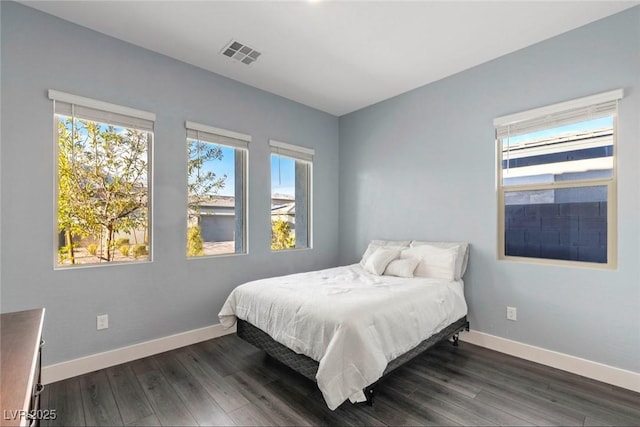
[
  {"left": 494, "top": 89, "right": 623, "bottom": 268},
  {"left": 50, "top": 90, "right": 155, "bottom": 268},
  {"left": 269, "top": 139, "right": 314, "bottom": 251},
  {"left": 186, "top": 121, "right": 250, "bottom": 258}
]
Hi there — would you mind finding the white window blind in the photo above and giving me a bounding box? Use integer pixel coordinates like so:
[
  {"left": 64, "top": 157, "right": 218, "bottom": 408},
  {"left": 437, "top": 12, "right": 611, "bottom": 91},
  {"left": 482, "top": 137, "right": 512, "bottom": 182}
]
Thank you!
[
  {"left": 49, "top": 89, "right": 155, "bottom": 132},
  {"left": 269, "top": 139, "right": 314, "bottom": 162},
  {"left": 494, "top": 89, "right": 623, "bottom": 139},
  {"left": 186, "top": 121, "right": 250, "bottom": 150}
]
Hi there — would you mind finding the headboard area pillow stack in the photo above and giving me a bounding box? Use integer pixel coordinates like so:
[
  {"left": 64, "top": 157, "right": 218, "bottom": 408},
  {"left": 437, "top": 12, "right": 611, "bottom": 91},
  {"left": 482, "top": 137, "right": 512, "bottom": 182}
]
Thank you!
[
  {"left": 359, "top": 240, "right": 470, "bottom": 280},
  {"left": 362, "top": 247, "right": 401, "bottom": 275},
  {"left": 410, "top": 241, "right": 470, "bottom": 280},
  {"left": 359, "top": 240, "right": 411, "bottom": 265},
  {"left": 400, "top": 245, "right": 458, "bottom": 280}
]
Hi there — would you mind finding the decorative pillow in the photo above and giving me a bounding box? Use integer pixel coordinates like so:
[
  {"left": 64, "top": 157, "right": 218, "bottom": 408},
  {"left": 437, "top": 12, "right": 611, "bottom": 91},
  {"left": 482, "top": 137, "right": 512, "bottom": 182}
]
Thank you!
[
  {"left": 410, "top": 241, "right": 469, "bottom": 280},
  {"left": 363, "top": 247, "right": 401, "bottom": 276},
  {"left": 360, "top": 240, "right": 410, "bottom": 266},
  {"left": 384, "top": 257, "right": 420, "bottom": 278},
  {"left": 400, "top": 245, "right": 457, "bottom": 280}
]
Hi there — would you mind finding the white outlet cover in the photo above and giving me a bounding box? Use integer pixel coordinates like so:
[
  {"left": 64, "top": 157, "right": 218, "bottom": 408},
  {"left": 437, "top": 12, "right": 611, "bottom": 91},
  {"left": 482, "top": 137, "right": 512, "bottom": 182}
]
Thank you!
[{"left": 97, "top": 314, "right": 109, "bottom": 330}]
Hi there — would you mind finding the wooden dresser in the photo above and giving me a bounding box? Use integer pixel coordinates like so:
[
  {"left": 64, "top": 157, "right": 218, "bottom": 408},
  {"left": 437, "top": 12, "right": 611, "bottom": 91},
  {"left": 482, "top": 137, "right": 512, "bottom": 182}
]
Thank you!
[{"left": 1, "top": 308, "right": 45, "bottom": 427}]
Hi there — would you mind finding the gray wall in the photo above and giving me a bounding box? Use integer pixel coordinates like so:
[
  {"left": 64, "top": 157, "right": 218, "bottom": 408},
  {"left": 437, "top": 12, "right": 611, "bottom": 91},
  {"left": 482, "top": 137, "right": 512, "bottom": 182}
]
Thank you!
[
  {"left": 339, "top": 6, "right": 640, "bottom": 373},
  {"left": 0, "top": 2, "right": 340, "bottom": 366}
]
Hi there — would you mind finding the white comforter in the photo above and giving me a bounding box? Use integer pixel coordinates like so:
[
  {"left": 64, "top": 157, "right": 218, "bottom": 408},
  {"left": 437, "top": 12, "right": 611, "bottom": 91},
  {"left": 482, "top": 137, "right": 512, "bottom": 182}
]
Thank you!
[{"left": 218, "top": 264, "right": 467, "bottom": 410}]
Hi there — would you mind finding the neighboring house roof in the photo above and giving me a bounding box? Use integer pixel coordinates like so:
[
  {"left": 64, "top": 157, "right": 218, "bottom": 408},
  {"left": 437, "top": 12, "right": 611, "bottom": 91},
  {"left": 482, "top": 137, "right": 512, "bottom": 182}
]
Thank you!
[
  {"left": 190, "top": 195, "right": 235, "bottom": 208},
  {"left": 271, "top": 202, "right": 295, "bottom": 215},
  {"left": 271, "top": 194, "right": 294, "bottom": 206},
  {"left": 190, "top": 195, "right": 296, "bottom": 209}
]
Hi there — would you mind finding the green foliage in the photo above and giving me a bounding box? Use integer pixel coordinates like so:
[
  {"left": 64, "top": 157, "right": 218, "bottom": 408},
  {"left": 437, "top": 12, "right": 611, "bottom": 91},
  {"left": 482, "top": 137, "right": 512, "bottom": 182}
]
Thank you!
[
  {"left": 58, "top": 242, "right": 80, "bottom": 264},
  {"left": 187, "top": 225, "right": 204, "bottom": 257},
  {"left": 57, "top": 123, "right": 99, "bottom": 242},
  {"left": 187, "top": 141, "right": 226, "bottom": 199},
  {"left": 115, "top": 238, "right": 130, "bottom": 247},
  {"left": 187, "top": 140, "right": 227, "bottom": 222},
  {"left": 87, "top": 243, "right": 98, "bottom": 256},
  {"left": 57, "top": 117, "right": 149, "bottom": 263},
  {"left": 119, "top": 244, "right": 130, "bottom": 257},
  {"left": 133, "top": 244, "right": 148, "bottom": 259},
  {"left": 186, "top": 140, "right": 229, "bottom": 253},
  {"left": 58, "top": 246, "right": 71, "bottom": 264},
  {"left": 271, "top": 218, "right": 295, "bottom": 250}
]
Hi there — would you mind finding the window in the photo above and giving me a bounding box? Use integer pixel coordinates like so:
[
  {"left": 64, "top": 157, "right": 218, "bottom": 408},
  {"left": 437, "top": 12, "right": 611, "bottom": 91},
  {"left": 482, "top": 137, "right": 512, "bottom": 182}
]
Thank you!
[
  {"left": 50, "top": 90, "right": 154, "bottom": 267},
  {"left": 495, "top": 89, "right": 623, "bottom": 267},
  {"left": 186, "top": 121, "right": 249, "bottom": 257},
  {"left": 270, "top": 140, "right": 313, "bottom": 250}
]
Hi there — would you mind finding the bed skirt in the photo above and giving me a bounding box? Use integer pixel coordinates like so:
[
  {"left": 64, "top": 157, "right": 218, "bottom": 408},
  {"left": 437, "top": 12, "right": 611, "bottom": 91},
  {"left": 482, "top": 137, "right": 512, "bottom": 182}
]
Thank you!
[{"left": 236, "top": 316, "right": 469, "bottom": 384}]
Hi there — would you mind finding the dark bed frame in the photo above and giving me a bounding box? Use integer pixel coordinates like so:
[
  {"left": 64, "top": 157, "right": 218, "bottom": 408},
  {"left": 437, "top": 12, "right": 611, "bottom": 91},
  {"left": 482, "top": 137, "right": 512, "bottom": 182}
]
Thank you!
[{"left": 237, "top": 316, "right": 469, "bottom": 406}]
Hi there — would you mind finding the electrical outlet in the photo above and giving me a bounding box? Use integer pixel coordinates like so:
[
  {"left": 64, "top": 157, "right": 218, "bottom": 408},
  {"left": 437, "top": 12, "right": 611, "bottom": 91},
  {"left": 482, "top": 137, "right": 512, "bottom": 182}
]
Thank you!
[
  {"left": 506, "top": 306, "right": 517, "bottom": 321},
  {"left": 97, "top": 314, "right": 109, "bottom": 330}
]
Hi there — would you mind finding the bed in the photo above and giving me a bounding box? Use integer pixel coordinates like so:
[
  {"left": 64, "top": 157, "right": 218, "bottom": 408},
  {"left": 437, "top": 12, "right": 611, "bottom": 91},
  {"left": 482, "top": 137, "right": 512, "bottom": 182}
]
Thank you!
[{"left": 219, "top": 240, "right": 470, "bottom": 410}]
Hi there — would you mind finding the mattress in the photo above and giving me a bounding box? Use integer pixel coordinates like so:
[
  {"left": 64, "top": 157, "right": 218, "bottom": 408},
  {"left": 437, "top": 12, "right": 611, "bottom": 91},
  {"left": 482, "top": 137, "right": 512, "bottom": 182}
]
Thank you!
[{"left": 219, "top": 263, "right": 468, "bottom": 410}]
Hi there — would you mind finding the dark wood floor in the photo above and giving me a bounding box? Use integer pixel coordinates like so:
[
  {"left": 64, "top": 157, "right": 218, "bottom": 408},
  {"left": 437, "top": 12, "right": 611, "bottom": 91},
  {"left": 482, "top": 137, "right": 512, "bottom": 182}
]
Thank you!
[{"left": 41, "top": 334, "right": 640, "bottom": 426}]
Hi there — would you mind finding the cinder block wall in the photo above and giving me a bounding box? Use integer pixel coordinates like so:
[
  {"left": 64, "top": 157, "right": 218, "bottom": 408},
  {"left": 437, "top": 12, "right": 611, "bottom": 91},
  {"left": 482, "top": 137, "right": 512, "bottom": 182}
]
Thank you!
[{"left": 505, "top": 202, "right": 607, "bottom": 262}]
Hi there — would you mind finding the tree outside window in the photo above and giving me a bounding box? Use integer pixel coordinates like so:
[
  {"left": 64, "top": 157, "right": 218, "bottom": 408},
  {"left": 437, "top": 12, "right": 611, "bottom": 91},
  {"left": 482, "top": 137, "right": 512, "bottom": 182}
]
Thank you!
[
  {"left": 186, "top": 123, "right": 248, "bottom": 257},
  {"left": 56, "top": 116, "right": 151, "bottom": 266}
]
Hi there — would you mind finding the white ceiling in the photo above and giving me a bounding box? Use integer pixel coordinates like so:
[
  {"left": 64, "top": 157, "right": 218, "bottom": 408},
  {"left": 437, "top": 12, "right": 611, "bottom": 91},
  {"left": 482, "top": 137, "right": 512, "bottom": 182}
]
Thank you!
[{"left": 21, "top": 1, "right": 639, "bottom": 116}]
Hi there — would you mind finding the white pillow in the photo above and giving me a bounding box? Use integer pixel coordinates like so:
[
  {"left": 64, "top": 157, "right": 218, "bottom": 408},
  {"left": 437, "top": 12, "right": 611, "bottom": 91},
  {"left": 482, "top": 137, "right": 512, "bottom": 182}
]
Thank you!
[
  {"left": 360, "top": 240, "right": 410, "bottom": 266},
  {"left": 400, "top": 245, "right": 457, "bottom": 280},
  {"left": 410, "top": 241, "right": 469, "bottom": 280},
  {"left": 363, "top": 247, "right": 400, "bottom": 276},
  {"left": 384, "top": 257, "right": 420, "bottom": 278}
]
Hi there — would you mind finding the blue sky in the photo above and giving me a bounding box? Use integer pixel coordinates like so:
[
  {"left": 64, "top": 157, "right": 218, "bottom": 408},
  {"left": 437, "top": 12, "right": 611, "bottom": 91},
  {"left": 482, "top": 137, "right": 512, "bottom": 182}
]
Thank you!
[
  {"left": 503, "top": 116, "right": 613, "bottom": 147},
  {"left": 191, "top": 142, "right": 296, "bottom": 198},
  {"left": 270, "top": 155, "right": 296, "bottom": 198},
  {"left": 208, "top": 145, "right": 236, "bottom": 197}
]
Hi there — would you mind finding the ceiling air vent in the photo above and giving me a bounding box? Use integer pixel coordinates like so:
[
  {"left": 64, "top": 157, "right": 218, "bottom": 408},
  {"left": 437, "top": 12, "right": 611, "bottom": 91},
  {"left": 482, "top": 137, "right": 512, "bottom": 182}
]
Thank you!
[{"left": 221, "top": 40, "right": 261, "bottom": 65}]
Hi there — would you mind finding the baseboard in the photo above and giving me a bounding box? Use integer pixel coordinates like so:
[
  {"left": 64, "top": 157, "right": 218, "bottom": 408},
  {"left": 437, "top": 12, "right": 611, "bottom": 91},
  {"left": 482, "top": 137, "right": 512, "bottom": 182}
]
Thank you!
[
  {"left": 42, "top": 323, "right": 236, "bottom": 384},
  {"left": 42, "top": 324, "right": 640, "bottom": 394},
  {"left": 460, "top": 330, "right": 640, "bottom": 393}
]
